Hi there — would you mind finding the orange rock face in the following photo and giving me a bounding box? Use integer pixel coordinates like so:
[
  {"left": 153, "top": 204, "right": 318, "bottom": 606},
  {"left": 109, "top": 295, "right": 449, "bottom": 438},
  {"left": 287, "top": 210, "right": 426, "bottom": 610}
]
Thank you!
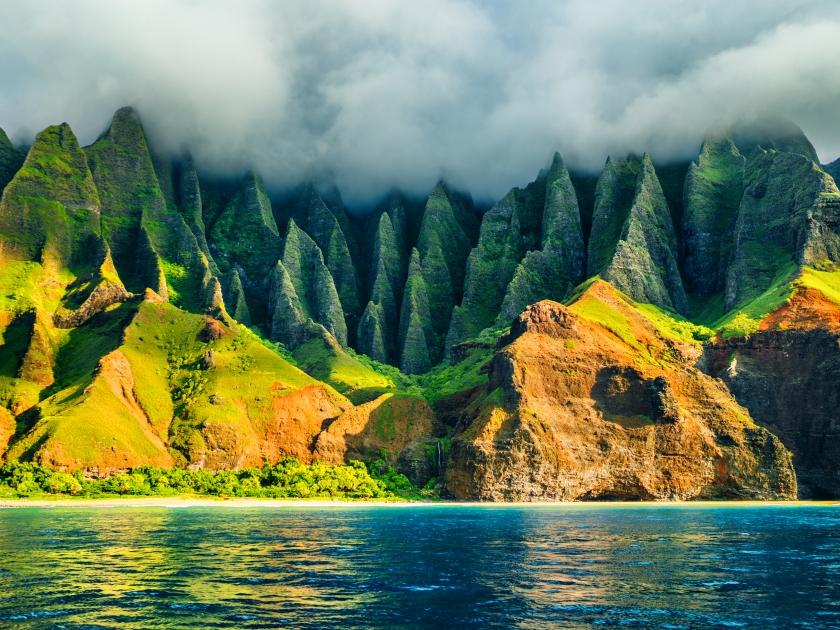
[
  {"left": 445, "top": 297, "right": 797, "bottom": 501},
  {"left": 314, "top": 393, "right": 438, "bottom": 471}
]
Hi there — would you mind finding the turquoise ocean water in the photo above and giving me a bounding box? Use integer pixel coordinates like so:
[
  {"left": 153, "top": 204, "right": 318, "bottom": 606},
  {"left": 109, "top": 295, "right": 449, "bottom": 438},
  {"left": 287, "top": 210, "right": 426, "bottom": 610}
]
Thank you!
[{"left": 0, "top": 504, "right": 839, "bottom": 628}]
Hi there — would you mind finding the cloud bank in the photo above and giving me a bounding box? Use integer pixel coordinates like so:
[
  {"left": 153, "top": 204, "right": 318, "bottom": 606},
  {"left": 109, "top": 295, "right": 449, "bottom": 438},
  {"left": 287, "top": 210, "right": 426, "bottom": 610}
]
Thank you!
[{"left": 0, "top": 0, "right": 839, "bottom": 206}]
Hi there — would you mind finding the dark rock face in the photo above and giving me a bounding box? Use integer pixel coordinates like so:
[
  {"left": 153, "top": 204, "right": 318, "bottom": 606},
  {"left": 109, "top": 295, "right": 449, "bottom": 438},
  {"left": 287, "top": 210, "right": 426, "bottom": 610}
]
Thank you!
[
  {"left": 444, "top": 293, "right": 796, "bottom": 501},
  {"left": 700, "top": 286, "right": 840, "bottom": 498},
  {"left": 683, "top": 134, "right": 745, "bottom": 296}
]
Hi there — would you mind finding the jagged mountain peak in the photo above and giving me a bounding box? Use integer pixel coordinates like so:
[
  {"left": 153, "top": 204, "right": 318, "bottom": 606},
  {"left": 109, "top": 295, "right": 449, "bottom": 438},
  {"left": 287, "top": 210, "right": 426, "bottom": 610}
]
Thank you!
[{"left": 730, "top": 117, "right": 820, "bottom": 164}]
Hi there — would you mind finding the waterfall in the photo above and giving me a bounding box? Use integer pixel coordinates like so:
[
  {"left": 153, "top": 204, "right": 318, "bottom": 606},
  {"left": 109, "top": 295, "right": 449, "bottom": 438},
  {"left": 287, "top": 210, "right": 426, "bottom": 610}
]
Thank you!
[{"left": 436, "top": 441, "right": 442, "bottom": 477}]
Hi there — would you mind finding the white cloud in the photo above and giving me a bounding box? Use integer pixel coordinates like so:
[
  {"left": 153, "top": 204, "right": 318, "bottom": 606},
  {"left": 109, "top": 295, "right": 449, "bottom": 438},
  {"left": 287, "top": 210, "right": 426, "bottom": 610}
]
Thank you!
[{"left": 0, "top": 0, "right": 838, "bottom": 207}]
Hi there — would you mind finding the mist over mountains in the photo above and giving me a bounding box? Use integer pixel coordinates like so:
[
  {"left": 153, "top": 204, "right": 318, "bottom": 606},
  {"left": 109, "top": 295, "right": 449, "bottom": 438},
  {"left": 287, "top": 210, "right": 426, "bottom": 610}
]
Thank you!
[{"left": 1, "top": 0, "right": 840, "bottom": 206}]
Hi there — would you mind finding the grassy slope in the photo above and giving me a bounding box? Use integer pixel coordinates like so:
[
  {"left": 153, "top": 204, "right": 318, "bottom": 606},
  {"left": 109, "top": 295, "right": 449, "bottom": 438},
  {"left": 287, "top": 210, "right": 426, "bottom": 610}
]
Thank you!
[
  {"left": 566, "top": 280, "right": 711, "bottom": 368},
  {"left": 291, "top": 335, "right": 409, "bottom": 405}
]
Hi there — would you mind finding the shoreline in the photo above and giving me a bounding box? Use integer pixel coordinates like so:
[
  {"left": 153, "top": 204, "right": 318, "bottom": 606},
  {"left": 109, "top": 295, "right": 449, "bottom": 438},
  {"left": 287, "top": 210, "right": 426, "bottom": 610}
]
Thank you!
[{"left": 0, "top": 497, "right": 838, "bottom": 509}]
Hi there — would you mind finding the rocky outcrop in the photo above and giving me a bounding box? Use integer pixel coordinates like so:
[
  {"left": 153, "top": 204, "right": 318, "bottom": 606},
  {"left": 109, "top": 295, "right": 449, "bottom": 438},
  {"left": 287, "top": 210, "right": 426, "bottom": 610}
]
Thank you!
[
  {"left": 444, "top": 289, "right": 796, "bottom": 501},
  {"left": 53, "top": 279, "right": 132, "bottom": 329},
  {"left": 703, "top": 286, "right": 840, "bottom": 498},
  {"left": 683, "top": 134, "right": 745, "bottom": 296},
  {"left": 588, "top": 154, "right": 688, "bottom": 315},
  {"left": 53, "top": 239, "right": 132, "bottom": 328},
  {"left": 314, "top": 393, "right": 439, "bottom": 485},
  {"left": 725, "top": 148, "right": 840, "bottom": 311}
]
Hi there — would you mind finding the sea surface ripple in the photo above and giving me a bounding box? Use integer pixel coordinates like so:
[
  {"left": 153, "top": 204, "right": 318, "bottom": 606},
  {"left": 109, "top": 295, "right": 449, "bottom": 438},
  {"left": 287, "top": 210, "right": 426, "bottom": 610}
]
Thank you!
[{"left": 0, "top": 504, "right": 838, "bottom": 628}]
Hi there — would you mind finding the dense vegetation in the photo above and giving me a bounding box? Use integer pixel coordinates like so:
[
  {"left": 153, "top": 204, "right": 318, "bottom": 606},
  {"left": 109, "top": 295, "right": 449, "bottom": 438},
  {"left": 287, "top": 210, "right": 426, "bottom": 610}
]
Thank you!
[{"left": 0, "top": 458, "right": 422, "bottom": 500}]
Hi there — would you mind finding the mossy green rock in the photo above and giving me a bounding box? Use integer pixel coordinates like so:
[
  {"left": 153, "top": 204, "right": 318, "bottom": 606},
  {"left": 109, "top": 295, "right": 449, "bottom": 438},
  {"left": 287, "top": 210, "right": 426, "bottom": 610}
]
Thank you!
[
  {"left": 291, "top": 184, "right": 361, "bottom": 322},
  {"left": 178, "top": 156, "right": 218, "bottom": 274},
  {"left": 371, "top": 212, "right": 405, "bottom": 306},
  {"left": 267, "top": 260, "right": 309, "bottom": 349},
  {"left": 413, "top": 182, "right": 479, "bottom": 362},
  {"left": 450, "top": 153, "right": 585, "bottom": 346},
  {"left": 268, "top": 219, "right": 346, "bottom": 348},
  {"left": 725, "top": 148, "right": 840, "bottom": 311},
  {"left": 357, "top": 300, "right": 388, "bottom": 363},
  {"left": 209, "top": 171, "right": 282, "bottom": 282},
  {"left": 219, "top": 268, "right": 251, "bottom": 326},
  {"left": 355, "top": 210, "right": 405, "bottom": 364},
  {"left": 499, "top": 153, "right": 585, "bottom": 323},
  {"left": 0, "top": 127, "right": 24, "bottom": 195},
  {"left": 0, "top": 123, "right": 101, "bottom": 271},
  {"left": 417, "top": 183, "right": 477, "bottom": 299},
  {"left": 683, "top": 134, "right": 745, "bottom": 296},
  {"left": 398, "top": 248, "right": 433, "bottom": 374},
  {"left": 588, "top": 154, "right": 688, "bottom": 315},
  {"left": 449, "top": 166, "right": 546, "bottom": 345},
  {"left": 85, "top": 107, "right": 164, "bottom": 280},
  {"left": 85, "top": 108, "right": 215, "bottom": 312}
]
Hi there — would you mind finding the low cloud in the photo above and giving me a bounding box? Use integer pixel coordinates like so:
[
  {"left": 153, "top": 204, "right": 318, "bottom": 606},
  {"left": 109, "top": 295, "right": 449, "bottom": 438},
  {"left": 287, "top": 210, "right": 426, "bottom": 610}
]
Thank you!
[{"left": 1, "top": 0, "right": 838, "bottom": 207}]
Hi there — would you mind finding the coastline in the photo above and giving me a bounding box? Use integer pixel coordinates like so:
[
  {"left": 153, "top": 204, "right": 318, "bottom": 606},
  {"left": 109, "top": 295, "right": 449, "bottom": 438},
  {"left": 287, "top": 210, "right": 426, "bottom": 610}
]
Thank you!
[{"left": 1, "top": 497, "right": 838, "bottom": 509}]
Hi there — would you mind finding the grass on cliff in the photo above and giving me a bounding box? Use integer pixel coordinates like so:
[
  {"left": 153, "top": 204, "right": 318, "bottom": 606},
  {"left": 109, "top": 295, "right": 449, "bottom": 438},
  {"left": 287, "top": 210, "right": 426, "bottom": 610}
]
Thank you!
[
  {"left": 422, "top": 340, "right": 496, "bottom": 406},
  {"left": 797, "top": 266, "right": 840, "bottom": 306},
  {"left": 568, "top": 280, "right": 712, "bottom": 345},
  {"left": 691, "top": 260, "right": 798, "bottom": 338},
  {"left": 293, "top": 335, "right": 405, "bottom": 404}
]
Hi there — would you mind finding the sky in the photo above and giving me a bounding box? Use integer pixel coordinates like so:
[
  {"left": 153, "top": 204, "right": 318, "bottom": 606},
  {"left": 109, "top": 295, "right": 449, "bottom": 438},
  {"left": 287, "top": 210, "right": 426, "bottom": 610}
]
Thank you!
[{"left": 1, "top": 0, "right": 839, "bottom": 207}]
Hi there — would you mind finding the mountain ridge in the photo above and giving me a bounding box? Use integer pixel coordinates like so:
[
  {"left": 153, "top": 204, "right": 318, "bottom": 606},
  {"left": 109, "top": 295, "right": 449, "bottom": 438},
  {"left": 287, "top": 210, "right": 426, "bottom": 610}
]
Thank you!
[{"left": 1, "top": 106, "right": 839, "bottom": 499}]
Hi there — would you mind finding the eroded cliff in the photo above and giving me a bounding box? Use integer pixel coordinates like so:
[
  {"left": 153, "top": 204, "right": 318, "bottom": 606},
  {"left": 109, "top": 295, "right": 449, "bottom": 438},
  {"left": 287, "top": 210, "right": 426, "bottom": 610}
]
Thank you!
[{"left": 444, "top": 286, "right": 796, "bottom": 501}]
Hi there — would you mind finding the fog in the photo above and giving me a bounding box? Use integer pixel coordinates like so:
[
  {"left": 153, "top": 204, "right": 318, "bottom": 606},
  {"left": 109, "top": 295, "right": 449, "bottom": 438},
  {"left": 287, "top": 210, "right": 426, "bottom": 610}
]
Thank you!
[{"left": 1, "top": 0, "right": 839, "bottom": 207}]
